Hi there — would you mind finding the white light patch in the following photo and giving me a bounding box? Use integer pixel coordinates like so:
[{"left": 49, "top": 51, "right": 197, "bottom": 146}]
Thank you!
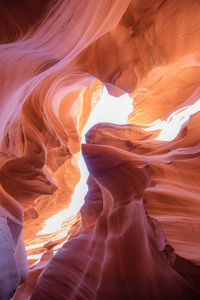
[
  {"left": 143, "top": 99, "right": 200, "bottom": 141},
  {"left": 82, "top": 87, "right": 133, "bottom": 143},
  {"left": 37, "top": 87, "right": 133, "bottom": 236}
]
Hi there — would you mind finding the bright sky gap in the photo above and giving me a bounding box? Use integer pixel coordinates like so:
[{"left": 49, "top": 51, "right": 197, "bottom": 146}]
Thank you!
[{"left": 37, "top": 87, "right": 133, "bottom": 236}]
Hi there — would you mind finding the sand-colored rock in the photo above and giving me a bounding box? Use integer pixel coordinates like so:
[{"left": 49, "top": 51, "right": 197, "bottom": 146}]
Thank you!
[{"left": 0, "top": 0, "right": 200, "bottom": 299}]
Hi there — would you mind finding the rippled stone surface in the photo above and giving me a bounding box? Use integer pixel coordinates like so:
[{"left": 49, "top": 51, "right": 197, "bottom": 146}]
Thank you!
[{"left": 0, "top": 0, "right": 200, "bottom": 299}]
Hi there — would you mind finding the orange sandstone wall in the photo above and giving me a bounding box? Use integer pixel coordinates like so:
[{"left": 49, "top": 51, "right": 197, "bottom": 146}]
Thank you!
[{"left": 0, "top": 0, "right": 200, "bottom": 299}]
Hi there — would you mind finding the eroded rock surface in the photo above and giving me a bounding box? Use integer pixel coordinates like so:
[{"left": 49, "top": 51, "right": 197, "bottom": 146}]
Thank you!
[{"left": 0, "top": 0, "right": 200, "bottom": 299}]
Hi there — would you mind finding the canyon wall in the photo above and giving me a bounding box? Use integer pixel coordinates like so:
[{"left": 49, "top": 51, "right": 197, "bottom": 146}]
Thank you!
[{"left": 0, "top": 0, "right": 200, "bottom": 299}]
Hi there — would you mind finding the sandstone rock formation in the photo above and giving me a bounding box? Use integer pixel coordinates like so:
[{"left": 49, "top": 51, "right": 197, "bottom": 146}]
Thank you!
[{"left": 0, "top": 0, "right": 200, "bottom": 299}]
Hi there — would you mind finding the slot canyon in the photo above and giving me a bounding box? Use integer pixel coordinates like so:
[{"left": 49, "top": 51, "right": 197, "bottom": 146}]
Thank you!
[{"left": 0, "top": 0, "right": 200, "bottom": 299}]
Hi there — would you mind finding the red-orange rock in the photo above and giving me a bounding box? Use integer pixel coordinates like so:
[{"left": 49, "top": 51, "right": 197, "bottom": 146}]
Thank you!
[{"left": 0, "top": 0, "right": 200, "bottom": 299}]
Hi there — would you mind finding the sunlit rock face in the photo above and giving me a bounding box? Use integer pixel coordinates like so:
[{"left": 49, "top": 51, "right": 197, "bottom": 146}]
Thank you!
[{"left": 0, "top": 0, "right": 200, "bottom": 299}]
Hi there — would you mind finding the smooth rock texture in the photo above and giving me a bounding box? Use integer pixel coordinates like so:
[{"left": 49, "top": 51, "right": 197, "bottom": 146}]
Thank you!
[{"left": 0, "top": 0, "right": 200, "bottom": 299}]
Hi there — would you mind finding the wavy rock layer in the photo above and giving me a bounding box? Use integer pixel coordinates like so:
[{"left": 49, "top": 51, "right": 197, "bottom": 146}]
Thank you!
[
  {"left": 0, "top": 0, "right": 200, "bottom": 299},
  {"left": 31, "top": 136, "right": 200, "bottom": 300}
]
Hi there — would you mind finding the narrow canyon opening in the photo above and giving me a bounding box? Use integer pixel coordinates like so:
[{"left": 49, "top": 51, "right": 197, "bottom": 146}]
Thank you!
[
  {"left": 26, "top": 86, "right": 133, "bottom": 263},
  {"left": 37, "top": 88, "right": 133, "bottom": 232},
  {"left": 1, "top": 1, "right": 200, "bottom": 299},
  {"left": 25, "top": 84, "right": 200, "bottom": 268}
]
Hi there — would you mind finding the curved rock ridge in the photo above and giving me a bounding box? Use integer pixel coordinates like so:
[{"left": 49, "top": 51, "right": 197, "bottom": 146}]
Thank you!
[
  {"left": 0, "top": 186, "right": 29, "bottom": 300},
  {"left": 0, "top": 0, "right": 200, "bottom": 299},
  {"left": 0, "top": 1, "right": 130, "bottom": 298},
  {"left": 30, "top": 138, "right": 200, "bottom": 299},
  {"left": 84, "top": 119, "right": 200, "bottom": 266}
]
